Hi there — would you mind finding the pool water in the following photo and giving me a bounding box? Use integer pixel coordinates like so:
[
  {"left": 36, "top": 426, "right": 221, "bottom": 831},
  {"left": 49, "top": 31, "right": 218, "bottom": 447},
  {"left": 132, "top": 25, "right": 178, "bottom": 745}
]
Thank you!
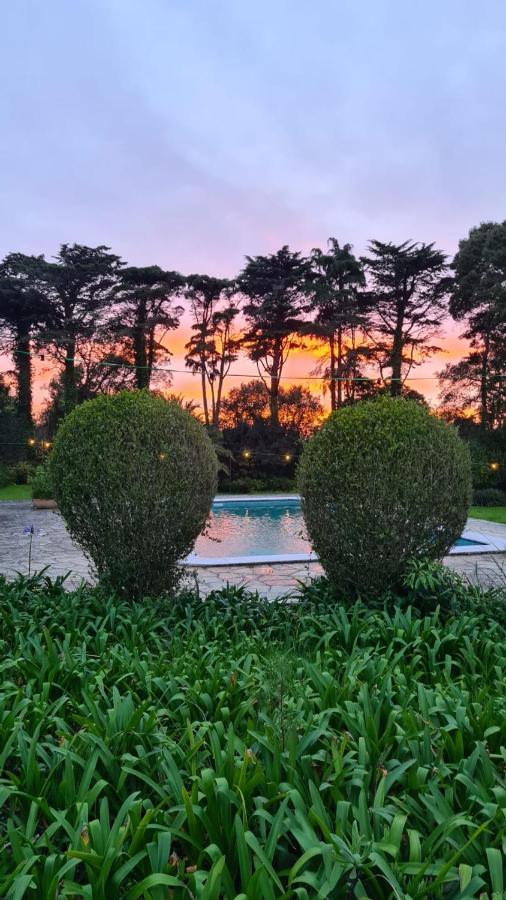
[
  {"left": 194, "top": 499, "right": 308, "bottom": 558},
  {"left": 193, "top": 498, "right": 486, "bottom": 560}
]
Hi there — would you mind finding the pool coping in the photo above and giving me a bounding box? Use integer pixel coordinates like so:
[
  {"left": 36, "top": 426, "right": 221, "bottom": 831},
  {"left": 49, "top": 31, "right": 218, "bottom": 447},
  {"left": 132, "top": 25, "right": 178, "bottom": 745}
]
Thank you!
[{"left": 188, "top": 497, "right": 506, "bottom": 566}]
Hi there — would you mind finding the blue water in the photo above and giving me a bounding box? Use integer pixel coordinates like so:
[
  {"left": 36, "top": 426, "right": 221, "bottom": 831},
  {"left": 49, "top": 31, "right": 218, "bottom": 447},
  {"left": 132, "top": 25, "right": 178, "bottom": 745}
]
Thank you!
[{"left": 193, "top": 498, "right": 484, "bottom": 559}]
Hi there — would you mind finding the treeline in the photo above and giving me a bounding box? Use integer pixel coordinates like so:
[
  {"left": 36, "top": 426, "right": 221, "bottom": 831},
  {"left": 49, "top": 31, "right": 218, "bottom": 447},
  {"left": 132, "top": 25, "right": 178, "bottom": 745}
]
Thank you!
[{"left": 0, "top": 223, "right": 505, "bottom": 449}]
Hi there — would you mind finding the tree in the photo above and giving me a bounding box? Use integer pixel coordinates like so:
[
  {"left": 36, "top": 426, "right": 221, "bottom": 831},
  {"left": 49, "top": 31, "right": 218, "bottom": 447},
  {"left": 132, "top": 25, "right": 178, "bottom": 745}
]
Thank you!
[
  {"left": 38, "top": 340, "right": 137, "bottom": 438},
  {"left": 220, "top": 379, "right": 324, "bottom": 438},
  {"left": 362, "top": 240, "right": 450, "bottom": 396},
  {"left": 37, "top": 244, "right": 124, "bottom": 414},
  {"left": 450, "top": 222, "right": 506, "bottom": 430},
  {"left": 0, "top": 376, "right": 28, "bottom": 464},
  {"left": 238, "top": 246, "right": 310, "bottom": 425},
  {"left": 305, "top": 239, "right": 366, "bottom": 410},
  {"left": 185, "top": 275, "right": 240, "bottom": 429},
  {"left": 112, "top": 266, "right": 184, "bottom": 390},
  {"left": 438, "top": 337, "right": 506, "bottom": 429},
  {"left": 0, "top": 253, "right": 49, "bottom": 430}
]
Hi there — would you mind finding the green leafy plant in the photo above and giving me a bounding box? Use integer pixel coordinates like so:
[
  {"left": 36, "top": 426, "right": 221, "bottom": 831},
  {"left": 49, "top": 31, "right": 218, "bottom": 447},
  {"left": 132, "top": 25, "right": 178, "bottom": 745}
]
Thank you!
[
  {"left": 0, "top": 463, "right": 11, "bottom": 488},
  {"left": 30, "top": 460, "right": 54, "bottom": 499},
  {"left": 472, "top": 487, "right": 506, "bottom": 506},
  {"left": 0, "top": 574, "right": 505, "bottom": 897},
  {"left": 401, "top": 557, "right": 471, "bottom": 614},
  {"left": 49, "top": 390, "right": 218, "bottom": 598},
  {"left": 9, "top": 461, "right": 35, "bottom": 485},
  {"left": 298, "top": 396, "right": 472, "bottom": 598}
]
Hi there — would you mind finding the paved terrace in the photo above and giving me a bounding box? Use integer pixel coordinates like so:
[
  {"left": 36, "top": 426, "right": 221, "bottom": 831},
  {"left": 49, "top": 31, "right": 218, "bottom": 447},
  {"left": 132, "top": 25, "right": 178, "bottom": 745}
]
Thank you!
[{"left": 1, "top": 500, "right": 505, "bottom": 599}]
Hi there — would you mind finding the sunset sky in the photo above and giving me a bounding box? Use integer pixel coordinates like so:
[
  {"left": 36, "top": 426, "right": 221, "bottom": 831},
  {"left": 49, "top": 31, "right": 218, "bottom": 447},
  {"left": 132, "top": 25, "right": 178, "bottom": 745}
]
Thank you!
[{"left": 2, "top": 0, "right": 506, "bottom": 410}]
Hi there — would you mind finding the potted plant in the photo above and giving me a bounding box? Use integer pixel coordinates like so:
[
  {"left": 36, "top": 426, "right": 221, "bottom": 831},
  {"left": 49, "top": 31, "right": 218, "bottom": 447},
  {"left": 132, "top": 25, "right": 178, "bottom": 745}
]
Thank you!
[{"left": 31, "top": 461, "right": 57, "bottom": 509}]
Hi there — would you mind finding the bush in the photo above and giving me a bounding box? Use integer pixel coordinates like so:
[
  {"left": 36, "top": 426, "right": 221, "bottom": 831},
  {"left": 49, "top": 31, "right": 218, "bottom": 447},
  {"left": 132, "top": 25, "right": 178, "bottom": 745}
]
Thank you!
[
  {"left": 218, "top": 475, "right": 296, "bottom": 494},
  {"left": 472, "top": 486, "right": 506, "bottom": 506},
  {"left": 30, "top": 461, "right": 54, "bottom": 499},
  {"left": 10, "top": 461, "right": 35, "bottom": 484},
  {"left": 50, "top": 390, "right": 218, "bottom": 597},
  {"left": 218, "top": 477, "right": 267, "bottom": 494},
  {"left": 298, "top": 396, "right": 472, "bottom": 598},
  {"left": 0, "top": 464, "right": 11, "bottom": 488}
]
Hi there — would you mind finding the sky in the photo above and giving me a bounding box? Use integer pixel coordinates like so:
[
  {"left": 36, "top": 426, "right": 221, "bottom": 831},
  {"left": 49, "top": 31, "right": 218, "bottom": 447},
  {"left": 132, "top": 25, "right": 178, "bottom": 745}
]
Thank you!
[{"left": 2, "top": 0, "right": 506, "bottom": 409}]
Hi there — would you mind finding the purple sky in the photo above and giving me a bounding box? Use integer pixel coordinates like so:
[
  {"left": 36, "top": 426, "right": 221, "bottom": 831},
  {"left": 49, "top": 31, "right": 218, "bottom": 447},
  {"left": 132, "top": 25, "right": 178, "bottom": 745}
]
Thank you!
[
  {"left": 1, "top": 1, "right": 506, "bottom": 407},
  {"left": 2, "top": 0, "right": 506, "bottom": 271}
]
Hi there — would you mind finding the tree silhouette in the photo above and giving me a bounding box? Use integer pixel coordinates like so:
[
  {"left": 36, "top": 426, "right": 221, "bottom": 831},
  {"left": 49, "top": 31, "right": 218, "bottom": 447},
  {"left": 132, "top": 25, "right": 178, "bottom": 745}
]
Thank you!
[
  {"left": 450, "top": 222, "right": 506, "bottom": 429},
  {"left": 112, "top": 265, "right": 184, "bottom": 390},
  {"left": 239, "top": 246, "right": 310, "bottom": 425},
  {"left": 362, "top": 240, "right": 450, "bottom": 396},
  {"left": 0, "top": 253, "right": 49, "bottom": 431},
  {"left": 185, "top": 275, "right": 239, "bottom": 428},
  {"left": 305, "top": 239, "right": 367, "bottom": 410}
]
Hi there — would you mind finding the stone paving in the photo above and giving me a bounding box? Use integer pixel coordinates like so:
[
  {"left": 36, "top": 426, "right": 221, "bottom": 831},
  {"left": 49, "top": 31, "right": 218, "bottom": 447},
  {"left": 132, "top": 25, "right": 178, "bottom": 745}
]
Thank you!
[{"left": 1, "top": 500, "right": 505, "bottom": 599}]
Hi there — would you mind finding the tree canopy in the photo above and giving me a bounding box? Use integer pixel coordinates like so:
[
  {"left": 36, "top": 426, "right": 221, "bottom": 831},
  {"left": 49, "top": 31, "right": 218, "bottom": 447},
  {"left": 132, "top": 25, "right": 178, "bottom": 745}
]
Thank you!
[
  {"left": 362, "top": 240, "right": 450, "bottom": 396},
  {"left": 239, "top": 246, "right": 311, "bottom": 425}
]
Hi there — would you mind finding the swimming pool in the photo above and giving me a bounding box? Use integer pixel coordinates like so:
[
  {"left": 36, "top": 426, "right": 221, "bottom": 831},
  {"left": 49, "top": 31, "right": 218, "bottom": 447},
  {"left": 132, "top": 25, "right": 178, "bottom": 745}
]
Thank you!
[{"left": 188, "top": 496, "right": 506, "bottom": 565}]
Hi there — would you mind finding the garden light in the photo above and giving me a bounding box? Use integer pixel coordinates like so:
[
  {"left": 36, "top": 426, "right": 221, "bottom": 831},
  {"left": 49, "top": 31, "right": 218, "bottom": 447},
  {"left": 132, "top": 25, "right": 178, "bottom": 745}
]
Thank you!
[
  {"left": 27, "top": 438, "right": 36, "bottom": 446},
  {"left": 242, "top": 449, "right": 251, "bottom": 459},
  {"left": 284, "top": 453, "right": 292, "bottom": 462},
  {"left": 489, "top": 462, "right": 500, "bottom": 471}
]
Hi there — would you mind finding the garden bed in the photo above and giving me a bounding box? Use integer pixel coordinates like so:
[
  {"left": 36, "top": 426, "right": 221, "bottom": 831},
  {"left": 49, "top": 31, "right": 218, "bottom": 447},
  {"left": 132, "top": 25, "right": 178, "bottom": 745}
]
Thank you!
[{"left": 0, "top": 574, "right": 505, "bottom": 897}]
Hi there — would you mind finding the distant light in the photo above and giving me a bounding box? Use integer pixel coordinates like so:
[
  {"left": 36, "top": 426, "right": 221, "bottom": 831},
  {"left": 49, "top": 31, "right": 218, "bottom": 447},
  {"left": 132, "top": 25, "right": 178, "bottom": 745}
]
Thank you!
[
  {"left": 43, "top": 441, "right": 51, "bottom": 449},
  {"left": 490, "top": 461, "right": 500, "bottom": 471},
  {"left": 27, "top": 438, "right": 36, "bottom": 446},
  {"left": 159, "top": 452, "right": 167, "bottom": 461},
  {"left": 284, "top": 453, "right": 292, "bottom": 462},
  {"left": 242, "top": 449, "right": 251, "bottom": 459}
]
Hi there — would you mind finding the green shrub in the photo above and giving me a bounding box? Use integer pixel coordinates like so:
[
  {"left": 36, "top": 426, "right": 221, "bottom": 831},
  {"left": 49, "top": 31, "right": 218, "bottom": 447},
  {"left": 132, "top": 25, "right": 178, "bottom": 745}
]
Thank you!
[
  {"left": 30, "top": 460, "right": 54, "bottom": 499},
  {"left": 0, "top": 464, "right": 11, "bottom": 488},
  {"left": 263, "top": 475, "right": 296, "bottom": 492},
  {"left": 50, "top": 390, "right": 218, "bottom": 597},
  {"left": 219, "top": 477, "right": 266, "bottom": 493},
  {"left": 472, "top": 486, "right": 506, "bottom": 506},
  {"left": 298, "top": 396, "right": 472, "bottom": 598},
  {"left": 219, "top": 475, "right": 296, "bottom": 494},
  {"left": 10, "top": 460, "right": 35, "bottom": 484}
]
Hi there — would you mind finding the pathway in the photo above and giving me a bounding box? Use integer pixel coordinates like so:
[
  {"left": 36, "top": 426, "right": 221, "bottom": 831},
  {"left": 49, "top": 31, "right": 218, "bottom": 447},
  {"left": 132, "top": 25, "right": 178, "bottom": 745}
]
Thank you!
[{"left": 1, "top": 501, "right": 505, "bottom": 599}]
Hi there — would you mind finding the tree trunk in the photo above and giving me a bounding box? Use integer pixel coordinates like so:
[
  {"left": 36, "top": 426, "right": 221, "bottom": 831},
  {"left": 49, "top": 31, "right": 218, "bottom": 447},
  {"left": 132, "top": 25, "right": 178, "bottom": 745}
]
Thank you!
[
  {"left": 63, "top": 336, "right": 77, "bottom": 414},
  {"left": 390, "top": 305, "right": 404, "bottom": 397},
  {"left": 336, "top": 324, "right": 343, "bottom": 408},
  {"left": 133, "top": 304, "right": 149, "bottom": 389},
  {"left": 15, "top": 325, "right": 33, "bottom": 428},
  {"left": 328, "top": 335, "right": 336, "bottom": 412},
  {"left": 480, "top": 334, "right": 490, "bottom": 431},
  {"left": 267, "top": 340, "right": 282, "bottom": 426},
  {"left": 214, "top": 360, "right": 226, "bottom": 430},
  {"left": 201, "top": 363, "right": 210, "bottom": 427}
]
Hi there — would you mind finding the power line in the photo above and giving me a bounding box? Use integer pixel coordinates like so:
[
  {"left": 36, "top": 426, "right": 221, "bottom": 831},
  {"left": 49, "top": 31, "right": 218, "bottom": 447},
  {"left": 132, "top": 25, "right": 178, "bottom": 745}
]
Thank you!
[{"left": 5, "top": 347, "right": 505, "bottom": 382}]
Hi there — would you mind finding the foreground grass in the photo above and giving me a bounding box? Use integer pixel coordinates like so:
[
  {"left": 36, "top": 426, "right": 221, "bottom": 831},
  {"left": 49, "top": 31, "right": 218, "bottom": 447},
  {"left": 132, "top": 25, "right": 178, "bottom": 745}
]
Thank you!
[
  {"left": 0, "top": 483, "right": 31, "bottom": 501},
  {"left": 0, "top": 575, "right": 505, "bottom": 898},
  {"left": 469, "top": 505, "right": 506, "bottom": 525}
]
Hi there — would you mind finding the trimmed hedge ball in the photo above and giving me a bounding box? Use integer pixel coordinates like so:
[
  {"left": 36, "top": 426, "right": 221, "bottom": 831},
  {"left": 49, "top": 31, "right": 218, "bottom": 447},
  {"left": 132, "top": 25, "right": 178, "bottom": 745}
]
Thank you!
[
  {"left": 50, "top": 390, "right": 218, "bottom": 598},
  {"left": 297, "top": 396, "right": 472, "bottom": 598}
]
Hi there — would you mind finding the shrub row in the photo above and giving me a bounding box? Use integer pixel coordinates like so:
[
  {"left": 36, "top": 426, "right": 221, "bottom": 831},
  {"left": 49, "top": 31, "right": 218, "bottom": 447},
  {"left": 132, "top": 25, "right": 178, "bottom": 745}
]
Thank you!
[{"left": 47, "top": 393, "right": 472, "bottom": 599}]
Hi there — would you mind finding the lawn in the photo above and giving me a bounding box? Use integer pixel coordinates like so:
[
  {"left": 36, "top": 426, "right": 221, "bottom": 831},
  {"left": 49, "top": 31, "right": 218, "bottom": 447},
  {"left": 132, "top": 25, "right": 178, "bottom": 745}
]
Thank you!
[
  {"left": 469, "top": 505, "right": 506, "bottom": 525},
  {"left": 0, "top": 573, "right": 505, "bottom": 898},
  {"left": 0, "top": 483, "right": 31, "bottom": 501}
]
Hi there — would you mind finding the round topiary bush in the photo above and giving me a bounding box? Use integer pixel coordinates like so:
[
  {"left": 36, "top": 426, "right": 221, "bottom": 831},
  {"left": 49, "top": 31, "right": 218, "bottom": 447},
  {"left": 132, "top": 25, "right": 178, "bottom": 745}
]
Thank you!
[
  {"left": 297, "top": 397, "right": 472, "bottom": 598},
  {"left": 50, "top": 391, "right": 218, "bottom": 598}
]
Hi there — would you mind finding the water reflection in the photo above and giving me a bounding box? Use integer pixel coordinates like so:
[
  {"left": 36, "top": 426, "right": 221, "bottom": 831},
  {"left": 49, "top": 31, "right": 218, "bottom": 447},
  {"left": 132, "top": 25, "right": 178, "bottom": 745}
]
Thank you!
[{"left": 194, "top": 501, "right": 310, "bottom": 558}]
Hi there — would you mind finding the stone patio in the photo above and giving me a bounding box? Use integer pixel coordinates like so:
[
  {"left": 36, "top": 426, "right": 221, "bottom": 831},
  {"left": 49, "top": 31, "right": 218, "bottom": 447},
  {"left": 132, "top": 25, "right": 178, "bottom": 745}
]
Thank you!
[{"left": 1, "top": 501, "right": 505, "bottom": 599}]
